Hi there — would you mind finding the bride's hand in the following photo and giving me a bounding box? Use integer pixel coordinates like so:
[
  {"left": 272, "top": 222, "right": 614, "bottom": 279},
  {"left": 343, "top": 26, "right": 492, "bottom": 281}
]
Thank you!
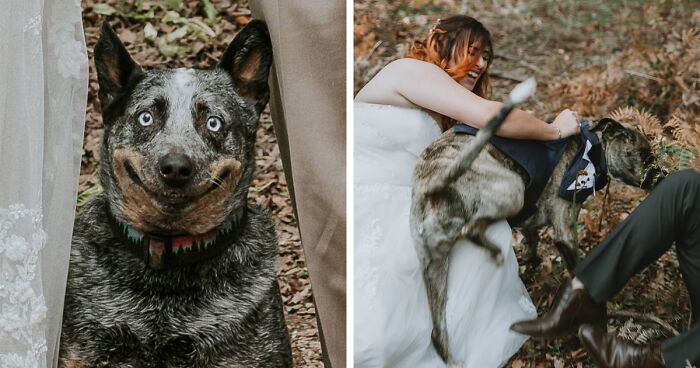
[{"left": 552, "top": 109, "right": 580, "bottom": 138}]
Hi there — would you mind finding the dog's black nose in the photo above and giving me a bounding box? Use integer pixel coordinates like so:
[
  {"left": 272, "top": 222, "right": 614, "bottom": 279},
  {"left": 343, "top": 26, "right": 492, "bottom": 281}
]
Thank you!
[{"left": 159, "top": 153, "right": 194, "bottom": 187}]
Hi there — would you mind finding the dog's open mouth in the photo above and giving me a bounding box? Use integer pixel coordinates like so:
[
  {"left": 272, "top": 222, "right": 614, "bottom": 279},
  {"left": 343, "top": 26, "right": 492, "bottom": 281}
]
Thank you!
[
  {"left": 123, "top": 160, "right": 233, "bottom": 207},
  {"left": 114, "top": 148, "right": 241, "bottom": 210},
  {"left": 112, "top": 148, "right": 243, "bottom": 234}
]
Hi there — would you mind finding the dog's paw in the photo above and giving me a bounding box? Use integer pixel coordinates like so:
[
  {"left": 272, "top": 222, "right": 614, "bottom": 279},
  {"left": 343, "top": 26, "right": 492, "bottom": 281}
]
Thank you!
[{"left": 493, "top": 251, "right": 504, "bottom": 266}]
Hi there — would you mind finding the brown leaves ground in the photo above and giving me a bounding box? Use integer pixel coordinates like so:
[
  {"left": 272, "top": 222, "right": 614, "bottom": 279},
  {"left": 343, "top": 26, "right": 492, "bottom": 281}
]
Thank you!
[
  {"left": 355, "top": 1, "right": 698, "bottom": 366},
  {"left": 79, "top": 0, "right": 321, "bottom": 366}
]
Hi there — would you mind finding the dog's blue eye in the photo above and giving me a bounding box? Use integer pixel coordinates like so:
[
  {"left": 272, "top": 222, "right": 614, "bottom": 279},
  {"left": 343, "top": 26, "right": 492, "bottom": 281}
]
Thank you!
[
  {"left": 206, "top": 117, "right": 222, "bottom": 132},
  {"left": 138, "top": 111, "right": 153, "bottom": 127}
]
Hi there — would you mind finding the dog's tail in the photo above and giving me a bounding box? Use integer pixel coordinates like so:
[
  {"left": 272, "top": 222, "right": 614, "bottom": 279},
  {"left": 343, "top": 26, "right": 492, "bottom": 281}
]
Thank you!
[{"left": 423, "top": 78, "right": 537, "bottom": 194}]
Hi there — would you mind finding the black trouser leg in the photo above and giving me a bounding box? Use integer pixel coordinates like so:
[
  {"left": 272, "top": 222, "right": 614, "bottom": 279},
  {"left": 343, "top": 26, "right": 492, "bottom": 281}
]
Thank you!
[
  {"left": 660, "top": 320, "right": 700, "bottom": 368},
  {"left": 572, "top": 169, "right": 700, "bottom": 367},
  {"left": 677, "top": 215, "right": 700, "bottom": 324},
  {"left": 573, "top": 169, "right": 700, "bottom": 310}
]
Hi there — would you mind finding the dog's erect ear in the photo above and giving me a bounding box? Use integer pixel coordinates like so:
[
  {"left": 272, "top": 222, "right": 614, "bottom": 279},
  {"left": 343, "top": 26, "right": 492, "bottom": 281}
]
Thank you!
[
  {"left": 94, "top": 21, "right": 142, "bottom": 112},
  {"left": 592, "top": 118, "right": 626, "bottom": 138},
  {"left": 218, "top": 20, "right": 273, "bottom": 114}
]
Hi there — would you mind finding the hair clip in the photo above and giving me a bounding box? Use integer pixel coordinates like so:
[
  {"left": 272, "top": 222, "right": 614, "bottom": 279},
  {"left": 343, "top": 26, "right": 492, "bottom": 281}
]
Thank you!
[{"left": 429, "top": 18, "right": 441, "bottom": 34}]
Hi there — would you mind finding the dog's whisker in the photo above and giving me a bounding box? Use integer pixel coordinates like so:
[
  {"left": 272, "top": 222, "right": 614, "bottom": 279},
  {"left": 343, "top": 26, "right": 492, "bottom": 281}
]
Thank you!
[{"left": 208, "top": 176, "right": 223, "bottom": 188}]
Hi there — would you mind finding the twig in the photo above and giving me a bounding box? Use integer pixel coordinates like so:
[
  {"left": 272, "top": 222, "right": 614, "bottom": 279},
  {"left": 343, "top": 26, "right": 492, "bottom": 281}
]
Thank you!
[
  {"left": 489, "top": 70, "right": 526, "bottom": 82},
  {"left": 366, "top": 40, "right": 382, "bottom": 60},
  {"left": 624, "top": 69, "right": 661, "bottom": 82},
  {"left": 231, "top": 10, "right": 251, "bottom": 16},
  {"left": 597, "top": 180, "right": 611, "bottom": 232},
  {"left": 496, "top": 53, "right": 546, "bottom": 74},
  {"left": 496, "top": 53, "right": 519, "bottom": 61},
  {"left": 608, "top": 310, "right": 680, "bottom": 336},
  {"left": 689, "top": 312, "right": 693, "bottom": 331}
]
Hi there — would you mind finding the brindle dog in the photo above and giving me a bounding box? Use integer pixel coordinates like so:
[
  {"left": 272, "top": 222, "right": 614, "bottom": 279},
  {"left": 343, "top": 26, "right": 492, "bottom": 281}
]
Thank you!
[
  {"left": 59, "top": 21, "right": 292, "bottom": 367},
  {"left": 410, "top": 116, "right": 658, "bottom": 365}
]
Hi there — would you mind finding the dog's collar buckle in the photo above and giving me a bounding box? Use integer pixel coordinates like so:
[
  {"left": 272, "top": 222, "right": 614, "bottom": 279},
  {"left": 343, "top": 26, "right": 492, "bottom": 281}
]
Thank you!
[
  {"left": 148, "top": 239, "right": 167, "bottom": 270},
  {"left": 107, "top": 210, "right": 243, "bottom": 270}
]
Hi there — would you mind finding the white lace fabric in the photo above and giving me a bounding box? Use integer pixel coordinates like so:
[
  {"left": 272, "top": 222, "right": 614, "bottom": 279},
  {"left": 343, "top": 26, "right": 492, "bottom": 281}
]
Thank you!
[
  {"left": 0, "top": 205, "right": 48, "bottom": 368},
  {"left": 0, "top": 0, "right": 88, "bottom": 366}
]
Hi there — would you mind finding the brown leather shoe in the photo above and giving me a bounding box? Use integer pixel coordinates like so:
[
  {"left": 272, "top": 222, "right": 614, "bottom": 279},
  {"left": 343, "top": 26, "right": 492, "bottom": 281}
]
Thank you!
[
  {"left": 510, "top": 280, "right": 606, "bottom": 339},
  {"left": 578, "top": 324, "right": 666, "bottom": 368}
]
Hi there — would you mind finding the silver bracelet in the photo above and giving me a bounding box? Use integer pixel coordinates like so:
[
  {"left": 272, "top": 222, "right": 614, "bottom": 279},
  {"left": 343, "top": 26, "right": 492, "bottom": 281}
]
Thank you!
[{"left": 555, "top": 127, "right": 562, "bottom": 140}]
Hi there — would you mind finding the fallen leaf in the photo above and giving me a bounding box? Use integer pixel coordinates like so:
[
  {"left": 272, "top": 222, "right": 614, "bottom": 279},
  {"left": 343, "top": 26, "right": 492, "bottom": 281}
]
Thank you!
[
  {"left": 92, "top": 4, "right": 117, "bottom": 16},
  {"left": 144, "top": 22, "right": 158, "bottom": 41}
]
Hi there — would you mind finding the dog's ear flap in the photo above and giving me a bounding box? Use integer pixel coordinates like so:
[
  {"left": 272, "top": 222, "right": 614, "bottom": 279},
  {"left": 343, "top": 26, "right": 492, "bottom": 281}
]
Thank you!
[
  {"left": 591, "top": 118, "right": 631, "bottom": 139},
  {"left": 218, "top": 20, "right": 273, "bottom": 114},
  {"left": 94, "top": 21, "right": 142, "bottom": 112},
  {"left": 592, "top": 118, "right": 624, "bottom": 137}
]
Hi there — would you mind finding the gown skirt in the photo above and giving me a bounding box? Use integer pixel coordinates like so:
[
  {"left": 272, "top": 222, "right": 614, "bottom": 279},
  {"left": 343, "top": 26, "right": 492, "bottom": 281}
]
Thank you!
[{"left": 353, "top": 102, "right": 537, "bottom": 368}]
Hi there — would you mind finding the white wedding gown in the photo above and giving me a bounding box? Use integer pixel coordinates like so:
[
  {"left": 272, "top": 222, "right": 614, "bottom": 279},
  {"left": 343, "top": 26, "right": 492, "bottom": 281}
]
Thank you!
[{"left": 353, "top": 102, "right": 537, "bottom": 368}]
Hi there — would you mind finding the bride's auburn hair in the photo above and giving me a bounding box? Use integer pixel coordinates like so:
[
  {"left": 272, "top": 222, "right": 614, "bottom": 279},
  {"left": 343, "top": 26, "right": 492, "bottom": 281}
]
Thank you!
[{"left": 407, "top": 15, "right": 493, "bottom": 99}]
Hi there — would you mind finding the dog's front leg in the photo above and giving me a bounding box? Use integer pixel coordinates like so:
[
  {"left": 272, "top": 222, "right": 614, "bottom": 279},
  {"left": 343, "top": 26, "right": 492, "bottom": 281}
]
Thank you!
[
  {"left": 520, "top": 226, "right": 541, "bottom": 266},
  {"left": 551, "top": 201, "right": 582, "bottom": 271},
  {"left": 59, "top": 326, "right": 148, "bottom": 368}
]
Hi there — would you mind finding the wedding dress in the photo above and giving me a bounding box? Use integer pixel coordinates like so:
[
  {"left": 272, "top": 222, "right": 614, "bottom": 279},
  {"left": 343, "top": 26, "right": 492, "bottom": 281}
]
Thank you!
[
  {"left": 354, "top": 102, "right": 537, "bottom": 368},
  {"left": 0, "top": 0, "right": 88, "bottom": 367}
]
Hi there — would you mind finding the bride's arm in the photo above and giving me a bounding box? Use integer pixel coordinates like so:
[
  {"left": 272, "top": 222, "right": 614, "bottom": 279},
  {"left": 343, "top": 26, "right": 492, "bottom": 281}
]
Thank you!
[{"left": 386, "top": 58, "right": 576, "bottom": 140}]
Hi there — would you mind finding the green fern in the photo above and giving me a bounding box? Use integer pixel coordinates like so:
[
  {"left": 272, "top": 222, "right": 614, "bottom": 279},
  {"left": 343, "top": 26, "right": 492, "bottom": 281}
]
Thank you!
[
  {"left": 643, "top": 140, "right": 698, "bottom": 184},
  {"left": 76, "top": 184, "right": 103, "bottom": 207}
]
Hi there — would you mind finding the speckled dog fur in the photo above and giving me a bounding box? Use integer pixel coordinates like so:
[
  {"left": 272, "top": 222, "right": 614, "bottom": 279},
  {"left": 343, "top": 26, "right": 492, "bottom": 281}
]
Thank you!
[
  {"left": 410, "top": 117, "right": 658, "bottom": 364},
  {"left": 59, "top": 21, "right": 292, "bottom": 367}
]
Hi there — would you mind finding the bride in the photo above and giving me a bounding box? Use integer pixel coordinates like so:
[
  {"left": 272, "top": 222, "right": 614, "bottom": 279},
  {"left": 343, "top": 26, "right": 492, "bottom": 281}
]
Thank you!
[{"left": 354, "top": 15, "right": 580, "bottom": 367}]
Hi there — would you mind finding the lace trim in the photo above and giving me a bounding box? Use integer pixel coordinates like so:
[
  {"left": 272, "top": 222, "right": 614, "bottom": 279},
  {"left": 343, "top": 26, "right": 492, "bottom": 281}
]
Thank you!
[
  {"left": 48, "top": 0, "right": 85, "bottom": 80},
  {"left": 22, "top": 15, "right": 41, "bottom": 36},
  {"left": 355, "top": 103, "right": 439, "bottom": 157},
  {"left": 0, "top": 204, "right": 48, "bottom": 368},
  {"left": 356, "top": 117, "right": 405, "bottom": 152},
  {"left": 354, "top": 216, "right": 381, "bottom": 308},
  {"left": 354, "top": 184, "right": 411, "bottom": 309},
  {"left": 354, "top": 101, "right": 426, "bottom": 114}
]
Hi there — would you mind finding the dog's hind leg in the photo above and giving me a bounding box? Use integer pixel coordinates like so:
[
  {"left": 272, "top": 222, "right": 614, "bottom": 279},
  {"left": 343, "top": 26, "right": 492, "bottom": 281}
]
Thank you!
[
  {"left": 414, "top": 212, "right": 462, "bottom": 365},
  {"left": 421, "top": 251, "right": 452, "bottom": 364},
  {"left": 462, "top": 218, "right": 504, "bottom": 265}
]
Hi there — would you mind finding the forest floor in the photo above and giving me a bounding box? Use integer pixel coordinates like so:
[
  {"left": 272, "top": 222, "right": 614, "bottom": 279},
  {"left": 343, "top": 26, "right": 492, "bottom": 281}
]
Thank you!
[
  {"left": 355, "top": 0, "right": 699, "bottom": 367},
  {"left": 79, "top": 0, "right": 322, "bottom": 366}
]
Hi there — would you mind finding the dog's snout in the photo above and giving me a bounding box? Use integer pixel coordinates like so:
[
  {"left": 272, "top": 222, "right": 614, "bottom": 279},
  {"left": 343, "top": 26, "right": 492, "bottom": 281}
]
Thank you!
[{"left": 159, "top": 153, "right": 194, "bottom": 187}]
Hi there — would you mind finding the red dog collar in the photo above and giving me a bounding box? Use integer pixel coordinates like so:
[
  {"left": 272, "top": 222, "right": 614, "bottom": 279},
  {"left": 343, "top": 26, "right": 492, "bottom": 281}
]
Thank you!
[{"left": 107, "top": 209, "right": 244, "bottom": 270}]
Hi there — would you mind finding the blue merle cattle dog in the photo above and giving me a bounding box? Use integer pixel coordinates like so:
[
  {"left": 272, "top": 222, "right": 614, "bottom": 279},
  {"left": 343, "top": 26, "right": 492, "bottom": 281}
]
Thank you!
[{"left": 58, "top": 20, "right": 292, "bottom": 367}]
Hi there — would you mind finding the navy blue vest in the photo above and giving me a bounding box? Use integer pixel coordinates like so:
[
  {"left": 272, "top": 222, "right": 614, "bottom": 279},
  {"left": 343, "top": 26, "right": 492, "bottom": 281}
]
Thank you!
[
  {"left": 453, "top": 121, "right": 608, "bottom": 225},
  {"left": 453, "top": 123, "right": 570, "bottom": 225},
  {"left": 453, "top": 120, "right": 608, "bottom": 226}
]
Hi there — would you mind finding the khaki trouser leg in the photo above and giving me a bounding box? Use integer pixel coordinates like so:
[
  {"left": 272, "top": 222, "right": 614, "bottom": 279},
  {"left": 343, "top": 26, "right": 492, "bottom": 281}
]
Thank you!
[{"left": 248, "top": 2, "right": 346, "bottom": 367}]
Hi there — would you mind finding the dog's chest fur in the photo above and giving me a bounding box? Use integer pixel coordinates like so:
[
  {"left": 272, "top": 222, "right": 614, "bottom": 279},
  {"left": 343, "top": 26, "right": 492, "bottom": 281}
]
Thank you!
[{"left": 60, "top": 196, "right": 290, "bottom": 368}]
